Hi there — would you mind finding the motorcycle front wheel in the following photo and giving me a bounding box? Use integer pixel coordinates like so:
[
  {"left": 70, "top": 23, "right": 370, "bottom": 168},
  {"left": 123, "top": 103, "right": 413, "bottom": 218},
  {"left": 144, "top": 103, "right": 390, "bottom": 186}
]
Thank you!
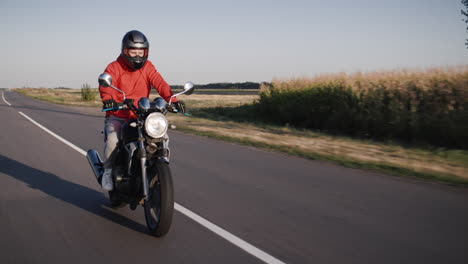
[{"left": 144, "top": 162, "right": 174, "bottom": 237}]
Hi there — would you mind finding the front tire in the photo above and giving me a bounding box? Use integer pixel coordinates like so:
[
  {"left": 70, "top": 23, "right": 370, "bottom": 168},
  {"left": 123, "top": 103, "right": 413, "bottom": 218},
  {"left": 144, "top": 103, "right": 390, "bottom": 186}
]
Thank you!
[{"left": 144, "top": 163, "right": 174, "bottom": 237}]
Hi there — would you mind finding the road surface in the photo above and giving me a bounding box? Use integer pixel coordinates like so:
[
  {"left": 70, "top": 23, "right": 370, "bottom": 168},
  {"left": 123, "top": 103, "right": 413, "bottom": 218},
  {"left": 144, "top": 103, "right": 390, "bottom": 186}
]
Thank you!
[{"left": 1, "top": 91, "right": 467, "bottom": 264}]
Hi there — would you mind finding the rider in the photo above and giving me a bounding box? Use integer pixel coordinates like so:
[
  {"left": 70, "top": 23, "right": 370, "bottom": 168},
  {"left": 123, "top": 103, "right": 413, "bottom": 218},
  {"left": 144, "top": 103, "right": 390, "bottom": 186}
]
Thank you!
[{"left": 99, "top": 30, "right": 185, "bottom": 191}]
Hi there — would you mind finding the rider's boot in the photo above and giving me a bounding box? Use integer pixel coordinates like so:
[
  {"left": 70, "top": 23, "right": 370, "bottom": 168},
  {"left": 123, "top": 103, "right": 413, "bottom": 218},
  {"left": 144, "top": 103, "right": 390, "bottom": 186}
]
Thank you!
[{"left": 101, "top": 168, "right": 114, "bottom": 191}]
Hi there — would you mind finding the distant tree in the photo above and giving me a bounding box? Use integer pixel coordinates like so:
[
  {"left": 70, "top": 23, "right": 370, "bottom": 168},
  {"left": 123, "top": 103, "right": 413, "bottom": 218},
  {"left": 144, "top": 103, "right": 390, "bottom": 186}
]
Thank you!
[{"left": 463, "top": 0, "right": 468, "bottom": 48}]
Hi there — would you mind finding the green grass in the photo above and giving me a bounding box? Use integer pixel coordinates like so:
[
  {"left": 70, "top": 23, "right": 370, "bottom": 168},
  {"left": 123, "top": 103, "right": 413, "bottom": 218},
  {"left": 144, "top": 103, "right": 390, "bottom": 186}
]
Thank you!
[
  {"left": 432, "top": 149, "right": 468, "bottom": 166},
  {"left": 15, "top": 92, "right": 66, "bottom": 104},
  {"left": 15, "top": 88, "right": 102, "bottom": 107}
]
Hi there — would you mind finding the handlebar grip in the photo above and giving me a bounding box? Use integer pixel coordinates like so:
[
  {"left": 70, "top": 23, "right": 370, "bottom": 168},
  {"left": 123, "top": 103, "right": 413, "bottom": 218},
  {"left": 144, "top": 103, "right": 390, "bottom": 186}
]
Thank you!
[
  {"left": 102, "top": 106, "right": 123, "bottom": 112},
  {"left": 169, "top": 107, "right": 190, "bottom": 116}
]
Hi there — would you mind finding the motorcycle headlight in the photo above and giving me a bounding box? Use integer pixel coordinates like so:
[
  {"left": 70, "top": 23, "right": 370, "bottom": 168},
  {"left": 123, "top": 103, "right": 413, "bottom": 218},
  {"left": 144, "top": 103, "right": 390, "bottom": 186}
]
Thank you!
[{"left": 145, "top": 112, "right": 168, "bottom": 138}]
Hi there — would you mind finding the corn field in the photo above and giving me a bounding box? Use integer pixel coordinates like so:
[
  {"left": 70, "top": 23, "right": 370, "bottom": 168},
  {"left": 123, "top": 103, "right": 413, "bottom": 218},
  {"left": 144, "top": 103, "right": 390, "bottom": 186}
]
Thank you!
[{"left": 257, "top": 66, "right": 468, "bottom": 149}]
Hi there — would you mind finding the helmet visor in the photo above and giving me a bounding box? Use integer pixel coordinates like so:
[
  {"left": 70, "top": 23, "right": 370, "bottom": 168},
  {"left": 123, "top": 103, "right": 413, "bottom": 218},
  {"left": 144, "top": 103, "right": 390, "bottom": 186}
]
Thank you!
[{"left": 124, "top": 48, "right": 148, "bottom": 58}]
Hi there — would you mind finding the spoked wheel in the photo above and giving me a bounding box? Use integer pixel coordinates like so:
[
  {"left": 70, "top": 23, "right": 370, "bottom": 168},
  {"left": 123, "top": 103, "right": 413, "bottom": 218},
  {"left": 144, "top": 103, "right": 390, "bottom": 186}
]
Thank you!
[{"left": 144, "top": 163, "right": 174, "bottom": 237}]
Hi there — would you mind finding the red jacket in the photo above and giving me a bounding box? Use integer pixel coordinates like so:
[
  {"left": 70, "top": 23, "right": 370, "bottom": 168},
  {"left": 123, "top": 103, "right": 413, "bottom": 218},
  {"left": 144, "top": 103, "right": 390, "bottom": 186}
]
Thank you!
[{"left": 99, "top": 55, "right": 176, "bottom": 119}]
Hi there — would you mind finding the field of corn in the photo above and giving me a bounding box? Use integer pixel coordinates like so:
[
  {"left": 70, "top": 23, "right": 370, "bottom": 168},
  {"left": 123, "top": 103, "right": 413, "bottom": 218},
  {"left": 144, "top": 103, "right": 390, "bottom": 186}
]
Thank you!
[{"left": 255, "top": 66, "right": 468, "bottom": 150}]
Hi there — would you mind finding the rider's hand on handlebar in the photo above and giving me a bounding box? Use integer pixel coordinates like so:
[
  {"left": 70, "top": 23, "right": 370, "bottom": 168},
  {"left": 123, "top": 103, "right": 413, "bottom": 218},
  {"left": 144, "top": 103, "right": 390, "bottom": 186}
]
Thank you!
[
  {"left": 123, "top": 98, "right": 134, "bottom": 107},
  {"left": 172, "top": 101, "right": 186, "bottom": 114},
  {"left": 103, "top": 99, "right": 117, "bottom": 110}
]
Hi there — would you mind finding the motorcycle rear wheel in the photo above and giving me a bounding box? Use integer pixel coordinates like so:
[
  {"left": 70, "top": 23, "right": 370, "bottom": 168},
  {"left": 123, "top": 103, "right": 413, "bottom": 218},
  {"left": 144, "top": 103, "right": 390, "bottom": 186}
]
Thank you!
[{"left": 144, "top": 162, "right": 174, "bottom": 237}]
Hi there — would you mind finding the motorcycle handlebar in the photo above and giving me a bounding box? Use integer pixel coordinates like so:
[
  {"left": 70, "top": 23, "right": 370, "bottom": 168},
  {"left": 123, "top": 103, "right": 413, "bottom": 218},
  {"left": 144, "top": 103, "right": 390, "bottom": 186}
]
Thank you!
[
  {"left": 101, "top": 101, "right": 190, "bottom": 115},
  {"left": 102, "top": 102, "right": 126, "bottom": 112},
  {"left": 102, "top": 106, "right": 123, "bottom": 112}
]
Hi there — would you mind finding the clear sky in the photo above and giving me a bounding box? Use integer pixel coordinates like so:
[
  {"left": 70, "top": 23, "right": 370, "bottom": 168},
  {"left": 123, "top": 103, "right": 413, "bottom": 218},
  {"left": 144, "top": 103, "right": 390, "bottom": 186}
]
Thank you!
[{"left": 1, "top": 0, "right": 467, "bottom": 88}]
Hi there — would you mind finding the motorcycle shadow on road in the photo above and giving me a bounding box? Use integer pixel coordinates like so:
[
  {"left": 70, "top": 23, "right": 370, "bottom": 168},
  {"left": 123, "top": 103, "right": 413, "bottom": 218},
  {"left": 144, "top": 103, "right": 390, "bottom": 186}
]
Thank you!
[{"left": 0, "top": 154, "right": 148, "bottom": 235}]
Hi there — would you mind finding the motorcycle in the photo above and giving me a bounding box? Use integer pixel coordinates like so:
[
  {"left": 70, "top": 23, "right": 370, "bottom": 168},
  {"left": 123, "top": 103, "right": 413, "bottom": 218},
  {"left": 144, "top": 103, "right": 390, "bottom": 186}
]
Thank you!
[{"left": 87, "top": 73, "right": 194, "bottom": 237}]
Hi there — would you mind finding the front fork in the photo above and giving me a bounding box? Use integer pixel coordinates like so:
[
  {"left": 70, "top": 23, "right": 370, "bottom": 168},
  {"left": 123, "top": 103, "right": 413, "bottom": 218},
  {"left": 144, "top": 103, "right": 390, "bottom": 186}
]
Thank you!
[{"left": 138, "top": 127, "right": 150, "bottom": 201}]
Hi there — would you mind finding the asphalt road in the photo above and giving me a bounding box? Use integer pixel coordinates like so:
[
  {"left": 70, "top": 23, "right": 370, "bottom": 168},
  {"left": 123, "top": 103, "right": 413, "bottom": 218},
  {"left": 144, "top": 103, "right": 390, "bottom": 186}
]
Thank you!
[{"left": 1, "top": 90, "right": 467, "bottom": 264}]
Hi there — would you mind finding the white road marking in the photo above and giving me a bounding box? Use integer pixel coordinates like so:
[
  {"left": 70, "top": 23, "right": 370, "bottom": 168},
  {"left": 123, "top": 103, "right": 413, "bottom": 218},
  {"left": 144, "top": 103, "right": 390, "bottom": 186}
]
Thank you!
[
  {"left": 2, "top": 91, "right": 12, "bottom": 106},
  {"left": 16, "top": 110, "right": 286, "bottom": 264},
  {"left": 175, "top": 203, "right": 286, "bottom": 264},
  {"left": 18, "top": 112, "right": 87, "bottom": 156}
]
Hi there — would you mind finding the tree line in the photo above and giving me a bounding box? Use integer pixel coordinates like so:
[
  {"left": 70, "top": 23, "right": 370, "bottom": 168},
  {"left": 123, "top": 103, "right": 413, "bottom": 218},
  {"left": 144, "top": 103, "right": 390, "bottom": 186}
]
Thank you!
[{"left": 171, "top": 82, "right": 265, "bottom": 90}]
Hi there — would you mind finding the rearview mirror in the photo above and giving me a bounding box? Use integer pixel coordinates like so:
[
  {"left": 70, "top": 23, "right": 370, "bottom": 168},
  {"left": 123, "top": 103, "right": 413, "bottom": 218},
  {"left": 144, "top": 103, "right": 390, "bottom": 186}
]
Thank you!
[
  {"left": 168, "top": 81, "right": 195, "bottom": 104},
  {"left": 98, "top": 73, "right": 112, "bottom": 87},
  {"left": 97, "top": 72, "right": 126, "bottom": 100},
  {"left": 183, "top": 81, "right": 194, "bottom": 95}
]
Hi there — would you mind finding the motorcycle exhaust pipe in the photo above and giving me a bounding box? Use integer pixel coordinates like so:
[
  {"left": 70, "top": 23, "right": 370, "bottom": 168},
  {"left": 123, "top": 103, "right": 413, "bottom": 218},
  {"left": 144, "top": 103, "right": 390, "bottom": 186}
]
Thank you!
[{"left": 87, "top": 149, "right": 104, "bottom": 185}]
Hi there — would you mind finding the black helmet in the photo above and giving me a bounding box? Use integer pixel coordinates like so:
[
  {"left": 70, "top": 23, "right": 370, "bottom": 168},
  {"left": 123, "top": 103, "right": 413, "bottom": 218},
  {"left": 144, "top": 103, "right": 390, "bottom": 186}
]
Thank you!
[{"left": 121, "top": 30, "right": 149, "bottom": 70}]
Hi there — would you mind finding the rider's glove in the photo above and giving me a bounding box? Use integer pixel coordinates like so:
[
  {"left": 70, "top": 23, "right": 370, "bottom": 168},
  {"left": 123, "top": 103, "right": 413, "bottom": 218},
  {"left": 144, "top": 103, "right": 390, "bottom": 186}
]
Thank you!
[
  {"left": 123, "top": 98, "right": 134, "bottom": 107},
  {"left": 103, "top": 99, "right": 117, "bottom": 110},
  {"left": 172, "top": 101, "right": 186, "bottom": 114}
]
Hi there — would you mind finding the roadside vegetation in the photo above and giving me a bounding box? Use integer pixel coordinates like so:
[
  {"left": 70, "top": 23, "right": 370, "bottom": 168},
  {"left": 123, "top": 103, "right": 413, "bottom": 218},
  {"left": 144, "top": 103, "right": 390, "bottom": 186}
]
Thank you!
[
  {"left": 12, "top": 68, "right": 468, "bottom": 186},
  {"left": 15, "top": 87, "right": 102, "bottom": 107},
  {"left": 197, "top": 66, "right": 468, "bottom": 149},
  {"left": 81, "top": 83, "right": 97, "bottom": 101}
]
